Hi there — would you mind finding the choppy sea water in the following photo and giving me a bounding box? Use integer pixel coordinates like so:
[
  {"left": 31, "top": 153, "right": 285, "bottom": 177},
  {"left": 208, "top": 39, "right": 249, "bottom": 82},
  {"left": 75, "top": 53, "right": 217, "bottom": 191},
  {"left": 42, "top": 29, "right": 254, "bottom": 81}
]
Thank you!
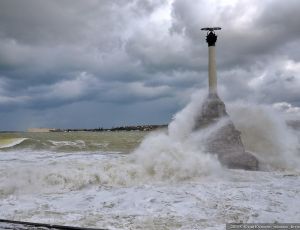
[{"left": 1, "top": 100, "right": 300, "bottom": 229}]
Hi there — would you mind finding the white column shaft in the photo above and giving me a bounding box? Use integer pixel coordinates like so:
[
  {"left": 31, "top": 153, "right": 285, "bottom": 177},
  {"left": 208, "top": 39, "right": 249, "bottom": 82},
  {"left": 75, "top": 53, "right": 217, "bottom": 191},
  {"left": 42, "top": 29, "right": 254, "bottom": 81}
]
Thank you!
[{"left": 208, "top": 46, "right": 217, "bottom": 94}]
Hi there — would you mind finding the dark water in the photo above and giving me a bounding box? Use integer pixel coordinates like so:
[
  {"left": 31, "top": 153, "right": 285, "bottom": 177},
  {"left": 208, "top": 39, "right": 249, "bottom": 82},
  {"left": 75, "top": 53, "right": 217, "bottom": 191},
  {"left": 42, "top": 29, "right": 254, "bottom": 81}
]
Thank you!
[{"left": 0, "top": 131, "right": 148, "bottom": 153}]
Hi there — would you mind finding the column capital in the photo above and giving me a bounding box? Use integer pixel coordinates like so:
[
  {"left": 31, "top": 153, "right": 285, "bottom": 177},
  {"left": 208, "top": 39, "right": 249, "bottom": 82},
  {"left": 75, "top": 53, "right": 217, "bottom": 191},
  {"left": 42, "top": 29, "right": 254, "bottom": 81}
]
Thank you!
[{"left": 206, "top": 31, "right": 217, "bottom": 46}]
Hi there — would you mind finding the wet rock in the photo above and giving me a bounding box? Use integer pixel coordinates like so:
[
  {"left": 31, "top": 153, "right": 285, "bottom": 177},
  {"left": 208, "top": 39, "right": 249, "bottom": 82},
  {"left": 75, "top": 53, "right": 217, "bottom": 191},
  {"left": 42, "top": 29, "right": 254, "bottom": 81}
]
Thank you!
[{"left": 194, "top": 93, "right": 259, "bottom": 170}]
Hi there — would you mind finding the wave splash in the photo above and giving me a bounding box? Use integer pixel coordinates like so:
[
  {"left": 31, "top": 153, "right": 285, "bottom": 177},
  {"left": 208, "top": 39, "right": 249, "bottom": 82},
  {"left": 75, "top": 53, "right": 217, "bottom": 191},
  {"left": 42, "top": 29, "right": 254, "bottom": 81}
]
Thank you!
[
  {"left": 1, "top": 92, "right": 300, "bottom": 196},
  {"left": 0, "top": 92, "right": 225, "bottom": 196},
  {"left": 228, "top": 103, "right": 300, "bottom": 171},
  {"left": 131, "top": 91, "right": 223, "bottom": 181}
]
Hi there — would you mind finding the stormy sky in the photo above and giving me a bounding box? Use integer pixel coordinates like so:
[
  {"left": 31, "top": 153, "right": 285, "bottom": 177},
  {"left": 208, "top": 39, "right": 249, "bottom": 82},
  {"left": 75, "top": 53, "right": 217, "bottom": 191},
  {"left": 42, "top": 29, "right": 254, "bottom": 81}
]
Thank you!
[{"left": 0, "top": 0, "right": 300, "bottom": 130}]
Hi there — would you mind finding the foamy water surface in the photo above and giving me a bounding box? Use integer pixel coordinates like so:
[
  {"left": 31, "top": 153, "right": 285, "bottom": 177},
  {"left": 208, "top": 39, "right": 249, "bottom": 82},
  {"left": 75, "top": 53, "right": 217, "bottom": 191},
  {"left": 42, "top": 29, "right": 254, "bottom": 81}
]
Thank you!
[{"left": 1, "top": 96, "right": 300, "bottom": 229}]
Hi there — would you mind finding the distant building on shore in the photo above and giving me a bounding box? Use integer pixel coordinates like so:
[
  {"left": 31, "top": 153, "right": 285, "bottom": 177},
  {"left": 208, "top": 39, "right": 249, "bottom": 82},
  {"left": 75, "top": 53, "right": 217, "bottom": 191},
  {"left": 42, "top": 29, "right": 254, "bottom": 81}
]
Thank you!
[{"left": 27, "top": 128, "right": 58, "bottom": 133}]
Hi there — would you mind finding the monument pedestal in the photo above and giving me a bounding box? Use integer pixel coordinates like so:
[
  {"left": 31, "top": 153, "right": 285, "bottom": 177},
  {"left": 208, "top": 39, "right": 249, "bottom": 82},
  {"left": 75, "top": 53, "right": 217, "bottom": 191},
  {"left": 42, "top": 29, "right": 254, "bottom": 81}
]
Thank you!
[
  {"left": 195, "top": 93, "right": 259, "bottom": 170},
  {"left": 196, "top": 28, "right": 259, "bottom": 170}
]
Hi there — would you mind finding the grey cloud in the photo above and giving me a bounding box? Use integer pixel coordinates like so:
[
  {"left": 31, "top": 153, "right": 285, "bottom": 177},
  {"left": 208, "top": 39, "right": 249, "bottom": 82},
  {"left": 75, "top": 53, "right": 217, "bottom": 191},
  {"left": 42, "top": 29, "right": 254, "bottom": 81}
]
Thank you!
[
  {"left": 170, "top": 0, "right": 300, "bottom": 69},
  {"left": 0, "top": 70, "right": 175, "bottom": 111},
  {"left": 0, "top": 0, "right": 300, "bottom": 130}
]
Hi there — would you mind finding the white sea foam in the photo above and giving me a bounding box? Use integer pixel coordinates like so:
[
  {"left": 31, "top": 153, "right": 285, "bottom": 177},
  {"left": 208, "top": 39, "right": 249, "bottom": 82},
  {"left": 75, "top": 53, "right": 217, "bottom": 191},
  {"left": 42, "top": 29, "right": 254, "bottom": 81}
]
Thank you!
[
  {"left": 48, "top": 140, "right": 86, "bottom": 148},
  {"left": 2, "top": 93, "right": 300, "bottom": 197},
  {"left": 1, "top": 92, "right": 300, "bottom": 229},
  {"left": 1, "top": 170, "right": 299, "bottom": 229},
  {"left": 0, "top": 92, "right": 224, "bottom": 197}
]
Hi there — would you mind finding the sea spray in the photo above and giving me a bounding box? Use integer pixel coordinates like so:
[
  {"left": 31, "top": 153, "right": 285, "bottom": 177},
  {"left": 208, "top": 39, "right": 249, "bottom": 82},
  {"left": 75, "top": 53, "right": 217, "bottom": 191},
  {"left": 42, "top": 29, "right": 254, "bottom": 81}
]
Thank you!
[
  {"left": 1, "top": 99, "right": 300, "bottom": 228},
  {"left": 1, "top": 93, "right": 300, "bottom": 197},
  {"left": 168, "top": 91, "right": 205, "bottom": 141},
  {"left": 131, "top": 131, "right": 223, "bottom": 181},
  {"left": 131, "top": 90, "right": 224, "bottom": 181},
  {"left": 0, "top": 92, "right": 225, "bottom": 196},
  {"left": 228, "top": 103, "right": 300, "bottom": 171}
]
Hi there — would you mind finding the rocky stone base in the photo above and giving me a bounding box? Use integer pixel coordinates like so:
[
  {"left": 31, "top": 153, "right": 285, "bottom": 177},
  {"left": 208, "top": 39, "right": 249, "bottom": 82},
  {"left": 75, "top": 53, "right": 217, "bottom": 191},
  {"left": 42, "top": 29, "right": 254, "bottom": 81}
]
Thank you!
[{"left": 195, "top": 93, "right": 259, "bottom": 170}]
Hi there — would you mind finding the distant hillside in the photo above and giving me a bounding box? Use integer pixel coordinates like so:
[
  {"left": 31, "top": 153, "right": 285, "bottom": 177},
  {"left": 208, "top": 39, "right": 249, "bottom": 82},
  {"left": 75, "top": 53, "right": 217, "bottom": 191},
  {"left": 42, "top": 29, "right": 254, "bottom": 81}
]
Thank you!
[{"left": 50, "top": 124, "right": 168, "bottom": 132}]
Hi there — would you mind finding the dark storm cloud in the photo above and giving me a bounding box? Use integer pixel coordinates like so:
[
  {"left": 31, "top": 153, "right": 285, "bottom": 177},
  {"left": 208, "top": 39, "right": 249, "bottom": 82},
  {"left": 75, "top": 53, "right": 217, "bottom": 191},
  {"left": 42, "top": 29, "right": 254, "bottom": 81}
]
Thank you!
[
  {"left": 170, "top": 0, "right": 300, "bottom": 66},
  {"left": 0, "top": 0, "right": 300, "bottom": 130}
]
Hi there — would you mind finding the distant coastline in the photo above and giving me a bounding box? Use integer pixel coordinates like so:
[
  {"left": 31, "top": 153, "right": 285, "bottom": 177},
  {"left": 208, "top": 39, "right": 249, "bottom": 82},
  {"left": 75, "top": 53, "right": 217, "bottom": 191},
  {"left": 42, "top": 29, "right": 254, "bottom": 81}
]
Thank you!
[
  {"left": 26, "top": 124, "right": 168, "bottom": 133},
  {"left": 19, "top": 119, "right": 300, "bottom": 133}
]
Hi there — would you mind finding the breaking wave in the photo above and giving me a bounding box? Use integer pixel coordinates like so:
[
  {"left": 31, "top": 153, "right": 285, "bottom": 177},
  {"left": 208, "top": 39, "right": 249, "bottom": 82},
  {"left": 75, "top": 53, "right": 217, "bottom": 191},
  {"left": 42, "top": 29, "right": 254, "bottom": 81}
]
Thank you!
[
  {"left": 1, "top": 92, "right": 300, "bottom": 197},
  {"left": 228, "top": 103, "right": 300, "bottom": 171},
  {"left": 131, "top": 91, "right": 224, "bottom": 181},
  {"left": 0, "top": 138, "right": 29, "bottom": 149},
  {"left": 0, "top": 92, "right": 225, "bottom": 196}
]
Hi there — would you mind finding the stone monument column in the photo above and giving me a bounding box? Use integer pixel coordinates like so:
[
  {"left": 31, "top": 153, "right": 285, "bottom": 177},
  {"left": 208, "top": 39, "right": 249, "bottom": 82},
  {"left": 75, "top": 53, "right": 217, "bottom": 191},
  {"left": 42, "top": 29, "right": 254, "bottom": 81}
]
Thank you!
[
  {"left": 207, "top": 31, "right": 218, "bottom": 94},
  {"left": 194, "top": 27, "right": 259, "bottom": 170}
]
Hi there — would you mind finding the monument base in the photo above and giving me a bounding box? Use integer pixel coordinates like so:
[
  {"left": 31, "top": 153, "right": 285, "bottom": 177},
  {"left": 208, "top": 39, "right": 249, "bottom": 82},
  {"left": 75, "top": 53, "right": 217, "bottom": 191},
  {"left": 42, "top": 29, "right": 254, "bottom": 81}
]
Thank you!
[{"left": 195, "top": 93, "right": 259, "bottom": 170}]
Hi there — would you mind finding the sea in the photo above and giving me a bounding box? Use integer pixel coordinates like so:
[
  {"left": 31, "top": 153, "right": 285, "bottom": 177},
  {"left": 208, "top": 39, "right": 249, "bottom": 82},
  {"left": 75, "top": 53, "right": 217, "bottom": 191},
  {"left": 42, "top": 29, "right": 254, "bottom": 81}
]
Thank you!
[{"left": 1, "top": 96, "right": 300, "bottom": 229}]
